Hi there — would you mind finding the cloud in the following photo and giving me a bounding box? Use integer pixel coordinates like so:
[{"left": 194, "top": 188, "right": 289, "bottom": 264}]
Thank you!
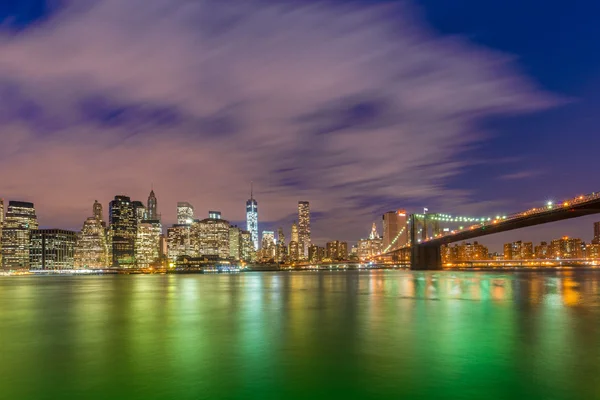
[
  {"left": 498, "top": 170, "right": 542, "bottom": 180},
  {"left": 0, "top": 0, "right": 560, "bottom": 242}
]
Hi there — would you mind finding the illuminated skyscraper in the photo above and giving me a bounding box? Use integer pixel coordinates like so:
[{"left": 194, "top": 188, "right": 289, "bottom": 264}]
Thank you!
[
  {"left": 93, "top": 200, "right": 104, "bottom": 225},
  {"left": 109, "top": 196, "right": 137, "bottom": 268},
  {"left": 240, "top": 230, "right": 254, "bottom": 262},
  {"left": 1, "top": 201, "right": 38, "bottom": 270},
  {"left": 261, "top": 230, "right": 276, "bottom": 261},
  {"left": 246, "top": 184, "right": 259, "bottom": 250},
  {"left": 177, "top": 202, "right": 194, "bottom": 225},
  {"left": 74, "top": 216, "right": 109, "bottom": 269},
  {"left": 30, "top": 229, "right": 77, "bottom": 270},
  {"left": 229, "top": 226, "right": 242, "bottom": 260},
  {"left": 357, "top": 223, "right": 383, "bottom": 261},
  {"left": 133, "top": 201, "right": 146, "bottom": 224},
  {"left": 191, "top": 218, "right": 231, "bottom": 259},
  {"left": 288, "top": 221, "right": 299, "bottom": 262},
  {"left": 147, "top": 190, "right": 158, "bottom": 220},
  {"left": 382, "top": 210, "right": 408, "bottom": 251},
  {"left": 291, "top": 221, "right": 299, "bottom": 243},
  {"left": 593, "top": 222, "right": 600, "bottom": 244},
  {"left": 135, "top": 220, "right": 162, "bottom": 268},
  {"left": 167, "top": 224, "right": 191, "bottom": 261},
  {"left": 276, "top": 227, "right": 286, "bottom": 262},
  {"left": 298, "top": 201, "right": 310, "bottom": 259}
]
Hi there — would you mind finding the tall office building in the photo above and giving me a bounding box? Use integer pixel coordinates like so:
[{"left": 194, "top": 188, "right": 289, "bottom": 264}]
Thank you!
[
  {"left": 74, "top": 216, "right": 109, "bottom": 269},
  {"left": 246, "top": 184, "right": 259, "bottom": 250},
  {"left": 229, "top": 226, "right": 242, "bottom": 260},
  {"left": 167, "top": 224, "right": 191, "bottom": 261},
  {"left": 291, "top": 221, "right": 299, "bottom": 243},
  {"left": 0, "top": 198, "right": 3, "bottom": 265},
  {"left": 240, "top": 230, "right": 254, "bottom": 262},
  {"left": 288, "top": 221, "right": 299, "bottom": 262},
  {"left": 1, "top": 201, "right": 38, "bottom": 270},
  {"left": 133, "top": 201, "right": 146, "bottom": 224},
  {"left": 30, "top": 229, "right": 77, "bottom": 270},
  {"left": 261, "top": 230, "right": 276, "bottom": 261},
  {"left": 593, "top": 222, "right": 600, "bottom": 244},
  {"left": 190, "top": 218, "right": 231, "bottom": 259},
  {"left": 177, "top": 202, "right": 194, "bottom": 225},
  {"left": 382, "top": 210, "right": 408, "bottom": 251},
  {"left": 357, "top": 223, "right": 383, "bottom": 261},
  {"left": 276, "top": 227, "right": 286, "bottom": 262},
  {"left": 109, "top": 196, "right": 137, "bottom": 268},
  {"left": 298, "top": 201, "right": 310, "bottom": 259},
  {"left": 147, "top": 190, "right": 158, "bottom": 220},
  {"left": 93, "top": 200, "right": 104, "bottom": 225},
  {"left": 135, "top": 220, "right": 162, "bottom": 268}
]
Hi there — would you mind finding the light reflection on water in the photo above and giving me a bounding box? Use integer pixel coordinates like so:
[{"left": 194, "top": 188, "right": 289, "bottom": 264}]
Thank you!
[{"left": 1, "top": 270, "right": 599, "bottom": 400}]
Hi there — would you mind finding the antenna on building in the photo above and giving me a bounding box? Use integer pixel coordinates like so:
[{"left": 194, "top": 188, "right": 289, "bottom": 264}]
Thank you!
[{"left": 250, "top": 181, "right": 254, "bottom": 199}]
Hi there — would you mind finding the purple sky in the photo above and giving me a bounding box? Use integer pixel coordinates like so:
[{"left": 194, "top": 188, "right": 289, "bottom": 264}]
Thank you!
[{"left": 0, "top": 0, "right": 598, "bottom": 251}]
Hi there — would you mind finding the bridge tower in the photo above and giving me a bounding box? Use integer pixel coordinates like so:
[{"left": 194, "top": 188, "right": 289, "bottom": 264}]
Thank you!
[{"left": 409, "top": 213, "right": 442, "bottom": 270}]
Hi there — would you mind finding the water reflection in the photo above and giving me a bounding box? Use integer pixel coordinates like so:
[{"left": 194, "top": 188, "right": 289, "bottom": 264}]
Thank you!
[{"left": 1, "top": 271, "right": 599, "bottom": 400}]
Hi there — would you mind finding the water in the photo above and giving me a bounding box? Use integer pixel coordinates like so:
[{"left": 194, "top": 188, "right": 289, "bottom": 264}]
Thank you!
[{"left": 1, "top": 270, "right": 600, "bottom": 400}]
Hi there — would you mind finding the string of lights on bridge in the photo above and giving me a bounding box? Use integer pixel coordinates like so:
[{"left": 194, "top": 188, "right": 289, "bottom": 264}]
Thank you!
[{"left": 411, "top": 214, "right": 508, "bottom": 223}]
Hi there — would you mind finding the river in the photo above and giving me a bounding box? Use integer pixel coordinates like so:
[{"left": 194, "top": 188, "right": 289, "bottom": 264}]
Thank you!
[{"left": 1, "top": 270, "right": 599, "bottom": 399}]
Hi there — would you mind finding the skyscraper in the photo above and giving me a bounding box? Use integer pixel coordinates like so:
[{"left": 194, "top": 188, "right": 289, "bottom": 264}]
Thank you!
[
  {"left": 382, "top": 209, "right": 408, "bottom": 251},
  {"left": 1, "top": 201, "right": 38, "bottom": 270},
  {"left": 291, "top": 221, "right": 299, "bottom": 243},
  {"left": 147, "top": 190, "right": 158, "bottom": 220},
  {"left": 190, "top": 218, "right": 231, "bottom": 259},
  {"left": 135, "top": 221, "right": 162, "bottom": 268},
  {"left": 298, "top": 201, "right": 310, "bottom": 259},
  {"left": 30, "top": 229, "right": 77, "bottom": 270},
  {"left": 246, "top": 184, "right": 259, "bottom": 250},
  {"left": 133, "top": 201, "right": 146, "bottom": 224},
  {"left": 74, "top": 216, "right": 109, "bottom": 269},
  {"left": 177, "top": 202, "right": 194, "bottom": 225},
  {"left": 93, "top": 200, "right": 104, "bottom": 225},
  {"left": 109, "top": 196, "right": 136, "bottom": 268},
  {"left": 593, "top": 221, "right": 600, "bottom": 244},
  {"left": 229, "top": 226, "right": 242, "bottom": 260}
]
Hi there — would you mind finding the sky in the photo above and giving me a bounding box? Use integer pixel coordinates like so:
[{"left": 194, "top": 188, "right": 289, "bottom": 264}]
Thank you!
[{"left": 1, "top": 0, "right": 599, "bottom": 250}]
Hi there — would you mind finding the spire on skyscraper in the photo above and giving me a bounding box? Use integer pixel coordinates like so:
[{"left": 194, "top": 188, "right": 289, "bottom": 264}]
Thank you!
[{"left": 369, "top": 222, "right": 379, "bottom": 240}]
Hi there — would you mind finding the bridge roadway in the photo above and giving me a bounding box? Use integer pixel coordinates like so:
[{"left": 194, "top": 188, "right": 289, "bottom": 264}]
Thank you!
[{"left": 393, "top": 192, "right": 600, "bottom": 270}]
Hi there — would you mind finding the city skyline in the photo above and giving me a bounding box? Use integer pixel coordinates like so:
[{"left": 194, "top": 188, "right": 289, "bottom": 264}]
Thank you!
[{"left": 1, "top": 1, "right": 599, "bottom": 251}]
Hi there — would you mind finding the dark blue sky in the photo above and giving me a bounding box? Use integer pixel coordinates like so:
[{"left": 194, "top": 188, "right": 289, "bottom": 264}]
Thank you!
[{"left": 1, "top": 0, "right": 599, "bottom": 250}]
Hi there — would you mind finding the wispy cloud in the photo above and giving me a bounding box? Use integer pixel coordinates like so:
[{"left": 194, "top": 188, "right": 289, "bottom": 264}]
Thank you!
[
  {"left": 498, "top": 170, "right": 543, "bottom": 180},
  {"left": 0, "top": 0, "right": 560, "bottom": 242}
]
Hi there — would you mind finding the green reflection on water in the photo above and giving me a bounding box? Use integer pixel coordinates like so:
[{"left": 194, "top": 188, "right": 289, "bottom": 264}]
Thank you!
[{"left": 1, "top": 271, "right": 600, "bottom": 400}]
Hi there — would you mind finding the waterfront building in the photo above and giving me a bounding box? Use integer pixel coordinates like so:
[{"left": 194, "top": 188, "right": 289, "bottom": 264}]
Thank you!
[
  {"left": 135, "top": 220, "right": 162, "bottom": 268},
  {"left": 276, "top": 227, "right": 287, "bottom": 262},
  {"left": 534, "top": 241, "right": 550, "bottom": 259},
  {"left": 240, "top": 230, "right": 254, "bottom": 262},
  {"left": 298, "top": 201, "right": 311, "bottom": 259},
  {"left": 109, "top": 196, "right": 137, "bottom": 268},
  {"left": 503, "top": 241, "right": 533, "bottom": 260},
  {"left": 1, "top": 201, "right": 38, "bottom": 270},
  {"left": 594, "top": 222, "right": 600, "bottom": 244},
  {"left": 146, "top": 190, "right": 158, "bottom": 221},
  {"left": 326, "top": 240, "right": 348, "bottom": 261},
  {"left": 229, "top": 226, "right": 242, "bottom": 260},
  {"left": 288, "top": 241, "right": 299, "bottom": 262},
  {"left": 74, "top": 205, "right": 109, "bottom": 269},
  {"left": 261, "top": 230, "right": 276, "bottom": 261},
  {"left": 246, "top": 185, "right": 259, "bottom": 250},
  {"left": 209, "top": 211, "right": 222, "bottom": 220},
  {"left": 177, "top": 202, "right": 194, "bottom": 225},
  {"left": 357, "top": 223, "right": 383, "bottom": 261},
  {"left": 191, "top": 218, "right": 230, "bottom": 259},
  {"left": 30, "top": 229, "right": 77, "bottom": 270},
  {"left": 309, "top": 244, "right": 325, "bottom": 263},
  {"left": 167, "top": 224, "right": 191, "bottom": 261},
  {"left": 549, "top": 237, "right": 583, "bottom": 259},
  {"left": 382, "top": 209, "right": 408, "bottom": 252},
  {"left": 586, "top": 243, "right": 600, "bottom": 259}
]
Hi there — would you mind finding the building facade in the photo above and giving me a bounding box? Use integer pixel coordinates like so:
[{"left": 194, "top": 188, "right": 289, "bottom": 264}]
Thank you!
[
  {"left": 246, "top": 190, "right": 259, "bottom": 251},
  {"left": 74, "top": 216, "right": 109, "bottom": 269},
  {"left": 146, "top": 190, "right": 158, "bottom": 220},
  {"left": 167, "top": 224, "right": 191, "bottom": 261},
  {"left": 298, "top": 201, "right": 311, "bottom": 259},
  {"left": 135, "top": 220, "right": 162, "bottom": 268},
  {"left": 109, "top": 196, "right": 137, "bottom": 268},
  {"left": 357, "top": 223, "right": 383, "bottom": 261},
  {"left": 30, "top": 229, "right": 77, "bottom": 270},
  {"left": 191, "top": 218, "right": 230, "bottom": 259},
  {"left": 177, "top": 202, "right": 194, "bottom": 225},
  {"left": 382, "top": 209, "right": 408, "bottom": 252},
  {"left": 1, "top": 201, "right": 38, "bottom": 270}
]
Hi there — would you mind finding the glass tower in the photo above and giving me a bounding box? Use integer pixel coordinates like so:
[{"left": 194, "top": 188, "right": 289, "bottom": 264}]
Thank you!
[{"left": 246, "top": 184, "right": 259, "bottom": 250}]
